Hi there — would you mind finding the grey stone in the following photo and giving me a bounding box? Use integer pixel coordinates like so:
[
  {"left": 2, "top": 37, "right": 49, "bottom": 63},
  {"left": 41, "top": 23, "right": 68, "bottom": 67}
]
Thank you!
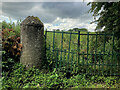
[{"left": 20, "top": 16, "right": 45, "bottom": 69}]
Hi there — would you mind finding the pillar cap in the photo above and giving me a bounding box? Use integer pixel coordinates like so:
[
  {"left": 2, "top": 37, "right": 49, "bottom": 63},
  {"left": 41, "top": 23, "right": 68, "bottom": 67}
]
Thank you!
[{"left": 21, "top": 16, "right": 43, "bottom": 26}]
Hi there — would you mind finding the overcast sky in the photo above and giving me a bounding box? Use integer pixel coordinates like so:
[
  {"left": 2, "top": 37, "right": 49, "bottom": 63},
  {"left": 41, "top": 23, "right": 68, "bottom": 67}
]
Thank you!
[{"left": 1, "top": 1, "right": 119, "bottom": 31}]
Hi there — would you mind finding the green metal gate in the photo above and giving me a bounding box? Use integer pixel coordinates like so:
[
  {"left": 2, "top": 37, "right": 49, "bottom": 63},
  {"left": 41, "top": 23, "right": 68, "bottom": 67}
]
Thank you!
[{"left": 45, "top": 30, "right": 120, "bottom": 76}]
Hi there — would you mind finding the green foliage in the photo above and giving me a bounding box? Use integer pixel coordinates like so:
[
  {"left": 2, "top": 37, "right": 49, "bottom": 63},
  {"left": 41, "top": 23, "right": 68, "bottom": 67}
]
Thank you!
[
  {"left": 2, "top": 21, "right": 22, "bottom": 72},
  {"left": 2, "top": 58, "right": 15, "bottom": 72},
  {"left": 56, "top": 29, "right": 60, "bottom": 31},
  {"left": 88, "top": 2, "right": 120, "bottom": 35},
  {"left": 2, "top": 20, "right": 21, "bottom": 37},
  {"left": 2, "top": 62, "right": 120, "bottom": 89},
  {"left": 2, "top": 21, "right": 12, "bottom": 29},
  {"left": 88, "top": 2, "right": 120, "bottom": 62},
  {"left": 88, "top": 33, "right": 120, "bottom": 74}
]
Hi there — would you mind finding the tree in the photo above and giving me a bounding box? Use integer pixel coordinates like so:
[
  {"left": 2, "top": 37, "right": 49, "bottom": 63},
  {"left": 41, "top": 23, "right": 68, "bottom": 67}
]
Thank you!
[
  {"left": 68, "top": 28, "right": 88, "bottom": 32},
  {"left": 79, "top": 28, "right": 88, "bottom": 32},
  {"left": 56, "top": 29, "right": 60, "bottom": 31},
  {"left": 68, "top": 29, "right": 73, "bottom": 31},
  {"left": 88, "top": 2, "right": 120, "bottom": 38},
  {"left": 88, "top": 2, "right": 120, "bottom": 65}
]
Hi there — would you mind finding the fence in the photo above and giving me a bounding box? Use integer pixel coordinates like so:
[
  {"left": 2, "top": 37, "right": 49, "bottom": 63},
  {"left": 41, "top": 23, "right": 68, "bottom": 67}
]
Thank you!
[{"left": 45, "top": 30, "right": 120, "bottom": 76}]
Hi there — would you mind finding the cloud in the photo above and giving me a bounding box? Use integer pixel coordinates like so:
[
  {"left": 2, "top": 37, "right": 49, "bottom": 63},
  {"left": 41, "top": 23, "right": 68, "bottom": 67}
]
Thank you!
[
  {"left": 2, "top": 0, "right": 85, "bottom": 2},
  {"left": 2, "top": 3, "right": 37, "bottom": 20},
  {"left": 2, "top": 2, "right": 58, "bottom": 23},
  {"left": 2, "top": 0, "right": 120, "bottom": 2},
  {"left": 2, "top": 2, "right": 97, "bottom": 32},
  {"left": 2, "top": 2, "right": 91, "bottom": 23},
  {"left": 0, "top": 3, "right": 2, "bottom": 22},
  {"left": 44, "top": 17, "right": 96, "bottom": 32},
  {"left": 42, "top": 2, "right": 91, "bottom": 19}
]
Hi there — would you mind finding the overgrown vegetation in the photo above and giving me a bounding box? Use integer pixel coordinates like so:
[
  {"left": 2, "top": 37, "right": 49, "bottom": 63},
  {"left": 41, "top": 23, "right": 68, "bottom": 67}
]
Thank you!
[
  {"left": 1, "top": 62, "right": 120, "bottom": 89},
  {"left": 1, "top": 20, "right": 120, "bottom": 89},
  {"left": 2, "top": 20, "right": 21, "bottom": 73},
  {"left": 88, "top": 2, "right": 120, "bottom": 67}
]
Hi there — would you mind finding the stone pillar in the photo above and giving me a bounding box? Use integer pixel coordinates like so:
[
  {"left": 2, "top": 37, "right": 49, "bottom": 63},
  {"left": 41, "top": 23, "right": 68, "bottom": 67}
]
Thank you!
[{"left": 20, "top": 16, "right": 44, "bottom": 69}]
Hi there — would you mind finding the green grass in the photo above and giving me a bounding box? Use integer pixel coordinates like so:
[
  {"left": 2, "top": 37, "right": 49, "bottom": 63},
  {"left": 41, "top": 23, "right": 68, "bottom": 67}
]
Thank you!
[{"left": 45, "top": 31, "right": 119, "bottom": 75}]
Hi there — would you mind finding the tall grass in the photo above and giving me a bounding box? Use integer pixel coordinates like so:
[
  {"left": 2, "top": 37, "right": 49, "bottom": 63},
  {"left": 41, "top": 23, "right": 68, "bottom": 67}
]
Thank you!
[{"left": 45, "top": 31, "right": 119, "bottom": 75}]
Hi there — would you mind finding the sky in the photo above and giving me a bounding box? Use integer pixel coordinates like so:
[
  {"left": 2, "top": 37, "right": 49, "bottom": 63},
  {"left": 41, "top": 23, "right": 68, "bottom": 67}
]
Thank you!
[{"left": 0, "top": 0, "right": 120, "bottom": 32}]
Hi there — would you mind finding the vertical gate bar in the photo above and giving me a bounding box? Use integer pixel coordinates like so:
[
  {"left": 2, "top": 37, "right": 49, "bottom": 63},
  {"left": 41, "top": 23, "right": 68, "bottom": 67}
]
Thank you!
[
  {"left": 99, "top": 52, "right": 101, "bottom": 75},
  {"left": 71, "top": 50, "right": 74, "bottom": 72},
  {"left": 90, "top": 54, "right": 92, "bottom": 75},
  {"left": 60, "top": 31, "right": 64, "bottom": 69},
  {"left": 83, "top": 52, "right": 85, "bottom": 74},
  {"left": 107, "top": 52, "right": 109, "bottom": 75},
  {"left": 52, "top": 30, "right": 55, "bottom": 69},
  {"left": 53, "top": 30, "right": 55, "bottom": 50},
  {"left": 112, "top": 32, "right": 115, "bottom": 75},
  {"left": 87, "top": 32, "right": 89, "bottom": 74},
  {"left": 56, "top": 48, "right": 59, "bottom": 69},
  {"left": 78, "top": 31, "right": 80, "bottom": 70},
  {"left": 95, "top": 32, "right": 97, "bottom": 75},
  {"left": 103, "top": 32, "right": 106, "bottom": 75},
  {"left": 75, "top": 51, "right": 77, "bottom": 73},
  {"left": 67, "top": 31, "right": 72, "bottom": 71},
  {"left": 115, "top": 52, "right": 117, "bottom": 75},
  {"left": 63, "top": 49, "right": 66, "bottom": 68}
]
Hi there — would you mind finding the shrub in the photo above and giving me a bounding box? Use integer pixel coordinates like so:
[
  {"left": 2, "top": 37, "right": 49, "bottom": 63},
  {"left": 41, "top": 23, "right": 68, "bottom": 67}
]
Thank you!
[
  {"left": 2, "top": 28, "right": 22, "bottom": 62},
  {"left": 1, "top": 21, "right": 22, "bottom": 72}
]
